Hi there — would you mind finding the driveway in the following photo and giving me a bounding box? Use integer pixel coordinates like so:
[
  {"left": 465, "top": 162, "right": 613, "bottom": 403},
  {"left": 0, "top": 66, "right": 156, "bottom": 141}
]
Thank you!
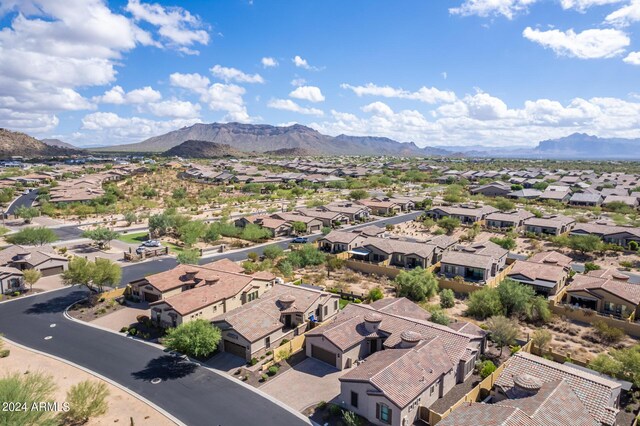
[
  {"left": 90, "top": 301, "right": 149, "bottom": 332},
  {"left": 205, "top": 351, "right": 247, "bottom": 373},
  {"left": 261, "top": 358, "right": 347, "bottom": 411}
]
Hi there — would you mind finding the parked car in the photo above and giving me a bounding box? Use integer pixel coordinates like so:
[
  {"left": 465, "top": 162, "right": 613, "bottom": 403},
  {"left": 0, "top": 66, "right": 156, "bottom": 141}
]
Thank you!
[
  {"left": 141, "top": 240, "right": 162, "bottom": 247},
  {"left": 291, "top": 237, "right": 308, "bottom": 244}
]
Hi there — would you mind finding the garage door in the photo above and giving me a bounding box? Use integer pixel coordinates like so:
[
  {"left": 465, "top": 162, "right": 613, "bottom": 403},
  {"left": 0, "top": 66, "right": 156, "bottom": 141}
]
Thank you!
[
  {"left": 143, "top": 292, "right": 160, "bottom": 302},
  {"left": 40, "top": 266, "right": 64, "bottom": 277},
  {"left": 311, "top": 344, "right": 337, "bottom": 368},
  {"left": 224, "top": 340, "right": 247, "bottom": 359}
]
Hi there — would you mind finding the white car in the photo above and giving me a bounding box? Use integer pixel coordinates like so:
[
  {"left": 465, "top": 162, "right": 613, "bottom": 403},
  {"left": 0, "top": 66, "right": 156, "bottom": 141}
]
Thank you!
[{"left": 141, "top": 240, "right": 162, "bottom": 247}]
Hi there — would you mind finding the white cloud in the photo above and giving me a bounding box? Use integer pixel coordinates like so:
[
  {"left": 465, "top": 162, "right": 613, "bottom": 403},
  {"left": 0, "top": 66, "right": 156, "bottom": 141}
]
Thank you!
[
  {"left": 290, "top": 78, "right": 307, "bottom": 87},
  {"left": 125, "top": 0, "right": 209, "bottom": 54},
  {"left": 560, "top": 0, "right": 623, "bottom": 11},
  {"left": 95, "top": 85, "right": 162, "bottom": 104},
  {"left": 147, "top": 99, "right": 200, "bottom": 118},
  {"left": 449, "top": 0, "right": 538, "bottom": 19},
  {"left": 605, "top": 0, "right": 640, "bottom": 27},
  {"left": 169, "top": 72, "right": 252, "bottom": 122},
  {"left": 293, "top": 55, "right": 318, "bottom": 70},
  {"left": 261, "top": 57, "right": 278, "bottom": 68},
  {"left": 341, "top": 83, "right": 456, "bottom": 104},
  {"left": 523, "top": 27, "right": 630, "bottom": 59},
  {"left": 210, "top": 65, "right": 264, "bottom": 84},
  {"left": 624, "top": 51, "right": 640, "bottom": 65},
  {"left": 289, "top": 86, "right": 325, "bottom": 103},
  {"left": 81, "top": 111, "right": 200, "bottom": 142},
  {"left": 267, "top": 99, "right": 324, "bottom": 116},
  {"left": 0, "top": 109, "right": 59, "bottom": 134}
]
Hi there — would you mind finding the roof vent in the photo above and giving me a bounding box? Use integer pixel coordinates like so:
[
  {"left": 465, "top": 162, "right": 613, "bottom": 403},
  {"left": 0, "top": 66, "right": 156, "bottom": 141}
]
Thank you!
[
  {"left": 542, "top": 259, "right": 558, "bottom": 264},
  {"left": 512, "top": 373, "right": 542, "bottom": 393},
  {"left": 400, "top": 330, "right": 422, "bottom": 348},
  {"left": 612, "top": 272, "right": 630, "bottom": 281}
]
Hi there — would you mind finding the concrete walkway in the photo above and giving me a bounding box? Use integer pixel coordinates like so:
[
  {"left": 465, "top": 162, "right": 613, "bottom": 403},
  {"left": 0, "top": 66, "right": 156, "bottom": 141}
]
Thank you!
[{"left": 90, "top": 302, "right": 149, "bottom": 332}]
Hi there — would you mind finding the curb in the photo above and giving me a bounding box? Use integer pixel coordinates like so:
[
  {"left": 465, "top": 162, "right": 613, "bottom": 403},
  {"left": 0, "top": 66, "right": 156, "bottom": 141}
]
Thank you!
[
  {"left": 0, "top": 285, "right": 73, "bottom": 305},
  {"left": 1, "top": 336, "right": 184, "bottom": 426}
]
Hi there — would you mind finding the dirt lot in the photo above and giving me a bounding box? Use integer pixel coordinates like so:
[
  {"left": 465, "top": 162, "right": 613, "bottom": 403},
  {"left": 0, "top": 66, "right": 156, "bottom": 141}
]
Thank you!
[
  {"left": 293, "top": 265, "right": 396, "bottom": 298},
  {"left": 1, "top": 341, "right": 175, "bottom": 425}
]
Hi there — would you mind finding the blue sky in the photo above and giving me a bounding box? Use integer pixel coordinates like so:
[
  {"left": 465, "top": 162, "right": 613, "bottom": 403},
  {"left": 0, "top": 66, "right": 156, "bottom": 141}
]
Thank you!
[{"left": 0, "top": 0, "right": 639, "bottom": 147}]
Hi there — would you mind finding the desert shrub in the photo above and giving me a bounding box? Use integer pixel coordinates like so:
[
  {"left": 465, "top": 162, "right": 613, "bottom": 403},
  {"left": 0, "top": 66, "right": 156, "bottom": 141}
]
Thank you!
[
  {"left": 593, "top": 320, "right": 625, "bottom": 344},
  {"left": 439, "top": 288, "right": 455, "bottom": 309},
  {"left": 63, "top": 380, "right": 109, "bottom": 425},
  {"left": 267, "top": 366, "right": 279, "bottom": 376},
  {"left": 478, "top": 360, "right": 496, "bottom": 379}
]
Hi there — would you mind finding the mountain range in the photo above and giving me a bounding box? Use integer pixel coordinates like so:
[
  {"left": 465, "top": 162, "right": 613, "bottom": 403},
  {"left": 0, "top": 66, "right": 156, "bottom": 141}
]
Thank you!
[
  {"left": 41, "top": 138, "right": 78, "bottom": 150},
  {"left": 94, "top": 122, "right": 451, "bottom": 156},
  {"left": 163, "top": 140, "right": 246, "bottom": 158},
  {"left": 0, "top": 129, "right": 79, "bottom": 158}
]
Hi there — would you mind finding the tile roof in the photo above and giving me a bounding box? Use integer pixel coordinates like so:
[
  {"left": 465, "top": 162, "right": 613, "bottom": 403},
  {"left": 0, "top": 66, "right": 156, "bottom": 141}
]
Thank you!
[
  {"left": 370, "top": 297, "right": 432, "bottom": 321},
  {"left": 362, "top": 237, "right": 437, "bottom": 259},
  {"left": 0, "top": 245, "right": 68, "bottom": 267},
  {"left": 495, "top": 352, "right": 620, "bottom": 426},
  {"left": 508, "top": 261, "right": 567, "bottom": 284},
  {"left": 567, "top": 274, "right": 640, "bottom": 305},
  {"left": 527, "top": 251, "right": 573, "bottom": 268}
]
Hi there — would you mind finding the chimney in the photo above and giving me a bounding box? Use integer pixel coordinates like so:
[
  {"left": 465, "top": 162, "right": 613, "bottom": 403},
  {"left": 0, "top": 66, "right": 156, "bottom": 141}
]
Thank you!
[
  {"left": 184, "top": 270, "right": 199, "bottom": 281},
  {"left": 278, "top": 294, "right": 296, "bottom": 309},
  {"left": 512, "top": 374, "right": 542, "bottom": 396},
  {"left": 363, "top": 313, "right": 383, "bottom": 333},
  {"left": 204, "top": 276, "right": 220, "bottom": 286},
  {"left": 399, "top": 330, "right": 421, "bottom": 348}
]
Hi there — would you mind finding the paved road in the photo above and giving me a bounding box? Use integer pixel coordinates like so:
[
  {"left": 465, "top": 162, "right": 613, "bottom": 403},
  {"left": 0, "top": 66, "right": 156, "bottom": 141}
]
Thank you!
[
  {"left": 6, "top": 189, "right": 39, "bottom": 215},
  {"left": 0, "top": 288, "right": 309, "bottom": 426},
  {"left": 118, "top": 211, "right": 422, "bottom": 286}
]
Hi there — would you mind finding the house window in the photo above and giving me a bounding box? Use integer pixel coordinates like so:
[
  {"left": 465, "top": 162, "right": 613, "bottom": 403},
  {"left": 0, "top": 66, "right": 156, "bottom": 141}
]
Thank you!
[
  {"left": 334, "top": 301, "right": 338, "bottom": 311},
  {"left": 324, "top": 305, "right": 328, "bottom": 316},
  {"left": 376, "top": 403, "right": 392, "bottom": 424},
  {"left": 265, "top": 336, "right": 271, "bottom": 348},
  {"left": 212, "top": 305, "right": 217, "bottom": 313},
  {"left": 430, "top": 385, "right": 434, "bottom": 395},
  {"left": 248, "top": 291, "right": 259, "bottom": 302},
  {"left": 350, "top": 391, "right": 358, "bottom": 408}
]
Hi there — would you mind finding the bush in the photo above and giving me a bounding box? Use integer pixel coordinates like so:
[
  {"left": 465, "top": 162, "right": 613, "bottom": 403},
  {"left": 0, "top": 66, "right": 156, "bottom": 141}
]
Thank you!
[
  {"left": 478, "top": 360, "right": 496, "bottom": 379},
  {"left": 0, "top": 349, "right": 9, "bottom": 358},
  {"left": 584, "top": 262, "right": 601, "bottom": 272},
  {"left": 267, "top": 365, "right": 279, "bottom": 376},
  {"left": 629, "top": 241, "right": 639, "bottom": 251},
  {"left": 0, "top": 372, "right": 58, "bottom": 426},
  {"left": 593, "top": 320, "right": 625, "bottom": 344},
  {"left": 250, "top": 357, "right": 258, "bottom": 366},
  {"left": 395, "top": 267, "right": 439, "bottom": 301},
  {"left": 164, "top": 319, "right": 222, "bottom": 358},
  {"left": 429, "top": 310, "right": 450, "bottom": 325},
  {"left": 260, "top": 374, "right": 268, "bottom": 382},
  {"left": 368, "top": 287, "right": 384, "bottom": 302},
  {"left": 510, "top": 344, "right": 521, "bottom": 355},
  {"left": 119, "top": 326, "right": 129, "bottom": 333},
  {"left": 329, "top": 403, "right": 342, "bottom": 416},
  {"left": 63, "top": 380, "right": 109, "bottom": 424},
  {"left": 466, "top": 287, "right": 503, "bottom": 319},
  {"left": 353, "top": 298, "right": 362, "bottom": 304},
  {"left": 439, "top": 288, "right": 455, "bottom": 309}
]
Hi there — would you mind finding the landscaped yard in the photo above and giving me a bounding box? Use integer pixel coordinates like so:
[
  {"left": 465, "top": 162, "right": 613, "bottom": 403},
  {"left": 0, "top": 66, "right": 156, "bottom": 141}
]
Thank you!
[{"left": 118, "top": 231, "right": 185, "bottom": 254}]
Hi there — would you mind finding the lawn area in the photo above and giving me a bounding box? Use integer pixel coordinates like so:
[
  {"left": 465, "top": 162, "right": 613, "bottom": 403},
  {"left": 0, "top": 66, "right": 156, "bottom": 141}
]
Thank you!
[
  {"left": 339, "top": 298, "right": 350, "bottom": 309},
  {"left": 117, "top": 232, "right": 184, "bottom": 254},
  {"left": 117, "top": 231, "right": 148, "bottom": 244}
]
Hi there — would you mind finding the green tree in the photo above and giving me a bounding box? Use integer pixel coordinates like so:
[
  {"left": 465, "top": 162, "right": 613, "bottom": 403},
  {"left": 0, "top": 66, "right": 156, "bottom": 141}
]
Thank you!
[
  {"left": 466, "top": 287, "right": 504, "bottom": 319},
  {"left": 63, "top": 380, "right": 109, "bottom": 425},
  {"left": 567, "top": 235, "right": 603, "bottom": 255},
  {"left": 164, "top": 319, "right": 222, "bottom": 358},
  {"left": 490, "top": 237, "right": 517, "bottom": 250},
  {"left": 277, "top": 260, "right": 293, "bottom": 277},
  {"left": 6, "top": 227, "right": 57, "bottom": 246},
  {"left": 348, "top": 189, "right": 368, "bottom": 201},
  {"left": 291, "top": 221, "right": 308, "bottom": 235},
  {"left": 439, "top": 288, "right": 455, "bottom": 309},
  {"left": 584, "top": 262, "right": 601, "bottom": 272},
  {"left": 123, "top": 211, "right": 137, "bottom": 226},
  {"left": 429, "top": 309, "right": 450, "bottom": 325},
  {"left": 82, "top": 226, "right": 120, "bottom": 249},
  {"left": 493, "top": 198, "right": 515, "bottom": 211},
  {"left": 532, "top": 329, "right": 552, "bottom": 351},
  {"left": 15, "top": 206, "right": 39, "bottom": 224},
  {"left": 178, "top": 220, "right": 206, "bottom": 247},
  {"left": 326, "top": 255, "right": 345, "bottom": 278},
  {"left": 478, "top": 360, "right": 497, "bottom": 379},
  {"left": 263, "top": 245, "right": 284, "bottom": 260},
  {"left": 240, "top": 223, "right": 272, "bottom": 242},
  {"left": 321, "top": 226, "right": 331, "bottom": 235},
  {"left": 438, "top": 217, "right": 460, "bottom": 234},
  {"left": 286, "top": 244, "right": 326, "bottom": 268},
  {"left": 22, "top": 269, "right": 41, "bottom": 292},
  {"left": 590, "top": 345, "right": 640, "bottom": 387},
  {"left": 0, "top": 372, "right": 58, "bottom": 426},
  {"left": 497, "top": 278, "right": 535, "bottom": 317},
  {"left": 62, "top": 257, "right": 122, "bottom": 293},
  {"left": 394, "top": 268, "right": 438, "bottom": 302},
  {"left": 368, "top": 287, "right": 384, "bottom": 302},
  {"left": 177, "top": 248, "right": 200, "bottom": 265},
  {"left": 486, "top": 315, "right": 520, "bottom": 356}
]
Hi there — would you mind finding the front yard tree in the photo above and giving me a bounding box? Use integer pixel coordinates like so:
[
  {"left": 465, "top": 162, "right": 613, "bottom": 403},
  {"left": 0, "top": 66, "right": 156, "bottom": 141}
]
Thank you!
[
  {"left": 177, "top": 249, "right": 200, "bottom": 265},
  {"left": 178, "top": 220, "right": 206, "bottom": 247},
  {"left": 6, "top": 227, "right": 58, "bottom": 246},
  {"left": 486, "top": 315, "right": 519, "bottom": 357},
  {"left": 394, "top": 268, "right": 438, "bottom": 302},
  {"left": 22, "top": 269, "right": 41, "bottom": 292},
  {"left": 81, "top": 226, "right": 120, "bottom": 249},
  {"left": 292, "top": 221, "right": 307, "bottom": 235},
  {"left": 438, "top": 217, "right": 460, "bottom": 234},
  {"left": 15, "top": 206, "right": 39, "bottom": 224},
  {"left": 326, "top": 255, "right": 345, "bottom": 278},
  {"left": 164, "top": 319, "right": 222, "bottom": 358},
  {"left": 62, "top": 257, "right": 122, "bottom": 293}
]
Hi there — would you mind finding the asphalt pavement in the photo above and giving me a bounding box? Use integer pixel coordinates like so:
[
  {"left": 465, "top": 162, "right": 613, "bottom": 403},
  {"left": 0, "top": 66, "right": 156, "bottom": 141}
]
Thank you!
[
  {"left": 0, "top": 288, "right": 309, "bottom": 426},
  {"left": 6, "top": 189, "right": 39, "bottom": 215}
]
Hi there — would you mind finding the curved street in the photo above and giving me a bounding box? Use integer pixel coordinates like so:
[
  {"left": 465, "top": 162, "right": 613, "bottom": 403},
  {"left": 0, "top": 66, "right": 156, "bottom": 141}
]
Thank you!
[{"left": 0, "top": 287, "right": 309, "bottom": 426}]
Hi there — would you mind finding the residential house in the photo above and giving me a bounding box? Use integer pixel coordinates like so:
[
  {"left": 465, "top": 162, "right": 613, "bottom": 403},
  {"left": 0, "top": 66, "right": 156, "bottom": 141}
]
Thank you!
[
  {"left": 470, "top": 181, "right": 512, "bottom": 197},
  {"left": 539, "top": 188, "right": 571, "bottom": 203},
  {"left": 234, "top": 215, "right": 293, "bottom": 237},
  {"left": 323, "top": 203, "right": 371, "bottom": 222},
  {"left": 0, "top": 267, "right": 24, "bottom": 294},
  {"left": 0, "top": 245, "right": 68, "bottom": 276},
  {"left": 506, "top": 188, "right": 542, "bottom": 200},
  {"left": 440, "top": 352, "right": 621, "bottom": 426},
  {"left": 569, "top": 192, "right": 603, "bottom": 207},
  {"left": 527, "top": 250, "right": 573, "bottom": 267},
  {"left": 566, "top": 272, "right": 640, "bottom": 318},
  {"left": 425, "top": 205, "right": 498, "bottom": 225},
  {"left": 296, "top": 208, "right": 350, "bottom": 228},
  {"left": 270, "top": 213, "right": 323, "bottom": 234},
  {"left": 484, "top": 210, "right": 535, "bottom": 231},
  {"left": 506, "top": 257, "right": 570, "bottom": 295},
  {"left": 523, "top": 214, "right": 576, "bottom": 236},
  {"left": 212, "top": 283, "right": 339, "bottom": 361},
  {"left": 317, "top": 231, "right": 367, "bottom": 254},
  {"left": 350, "top": 237, "right": 440, "bottom": 269},
  {"left": 571, "top": 222, "right": 640, "bottom": 248},
  {"left": 603, "top": 195, "right": 639, "bottom": 208},
  {"left": 306, "top": 302, "right": 486, "bottom": 426},
  {"left": 356, "top": 199, "right": 401, "bottom": 216},
  {"left": 439, "top": 241, "right": 508, "bottom": 283}
]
